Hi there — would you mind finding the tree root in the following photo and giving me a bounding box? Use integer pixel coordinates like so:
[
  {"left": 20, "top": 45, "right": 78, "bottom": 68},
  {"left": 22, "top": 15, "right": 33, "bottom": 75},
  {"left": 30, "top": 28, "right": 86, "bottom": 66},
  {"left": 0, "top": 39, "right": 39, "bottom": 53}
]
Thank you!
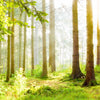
[
  {"left": 70, "top": 72, "right": 85, "bottom": 79},
  {"left": 82, "top": 80, "right": 97, "bottom": 87}
]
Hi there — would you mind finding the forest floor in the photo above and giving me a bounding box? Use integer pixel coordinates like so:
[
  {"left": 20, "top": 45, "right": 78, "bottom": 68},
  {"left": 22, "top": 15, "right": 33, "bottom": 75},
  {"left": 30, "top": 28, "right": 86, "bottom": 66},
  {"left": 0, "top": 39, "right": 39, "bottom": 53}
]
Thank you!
[{"left": 0, "top": 66, "right": 100, "bottom": 100}]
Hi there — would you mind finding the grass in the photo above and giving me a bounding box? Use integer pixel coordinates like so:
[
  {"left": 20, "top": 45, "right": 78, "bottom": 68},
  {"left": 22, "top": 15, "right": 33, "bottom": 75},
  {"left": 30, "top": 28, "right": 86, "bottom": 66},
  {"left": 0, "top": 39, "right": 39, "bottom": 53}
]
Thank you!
[{"left": 1, "top": 65, "right": 100, "bottom": 100}]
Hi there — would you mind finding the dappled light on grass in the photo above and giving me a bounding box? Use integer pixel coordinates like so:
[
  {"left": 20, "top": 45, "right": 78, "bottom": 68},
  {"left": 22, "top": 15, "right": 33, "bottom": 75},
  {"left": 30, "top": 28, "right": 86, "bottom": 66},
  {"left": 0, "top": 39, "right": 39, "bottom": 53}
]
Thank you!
[
  {"left": 48, "top": 66, "right": 72, "bottom": 80},
  {"left": 0, "top": 68, "right": 28, "bottom": 99},
  {"left": 1, "top": 66, "right": 100, "bottom": 100},
  {"left": 13, "top": 68, "right": 27, "bottom": 96},
  {"left": 48, "top": 72, "right": 66, "bottom": 80}
]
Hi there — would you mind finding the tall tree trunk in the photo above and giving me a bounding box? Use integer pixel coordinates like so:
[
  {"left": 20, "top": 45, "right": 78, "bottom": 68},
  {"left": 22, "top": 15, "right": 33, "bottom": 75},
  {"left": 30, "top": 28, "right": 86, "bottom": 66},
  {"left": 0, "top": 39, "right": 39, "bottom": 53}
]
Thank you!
[
  {"left": 71, "top": 0, "right": 84, "bottom": 79},
  {"left": 31, "top": 0, "right": 34, "bottom": 75},
  {"left": 49, "top": 0, "right": 56, "bottom": 72},
  {"left": 6, "top": 0, "right": 11, "bottom": 82},
  {"left": 23, "top": 12, "right": 27, "bottom": 72},
  {"left": 19, "top": 12, "right": 22, "bottom": 68},
  {"left": 97, "top": 0, "right": 100, "bottom": 65},
  {"left": 34, "top": 22, "right": 39, "bottom": 65},
  {"left": 11, "top": 0, "right": 15, "bottom": 76},
  {"left": 42, "top": 0, "right": 47, "bottom": 77},
  {"left": 82, "top": 0, "right": 97, "bottom": 86},
  {"left": 0, "top": 41, "right": 1, "bottom": 66}
]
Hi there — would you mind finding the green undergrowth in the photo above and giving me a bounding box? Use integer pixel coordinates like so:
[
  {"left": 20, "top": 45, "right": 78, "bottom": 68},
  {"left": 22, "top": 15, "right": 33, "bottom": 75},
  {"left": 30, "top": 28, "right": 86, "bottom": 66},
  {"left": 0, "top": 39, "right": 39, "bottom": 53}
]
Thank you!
[
  {"left": 1, "top": 65, "right": 100, "bottom": 100},
  {"left": 25, "top": 65, "right": 42, "bottom": 78},
  {"left": 26, "top": 85, "right": 56, "bottom": 96}
]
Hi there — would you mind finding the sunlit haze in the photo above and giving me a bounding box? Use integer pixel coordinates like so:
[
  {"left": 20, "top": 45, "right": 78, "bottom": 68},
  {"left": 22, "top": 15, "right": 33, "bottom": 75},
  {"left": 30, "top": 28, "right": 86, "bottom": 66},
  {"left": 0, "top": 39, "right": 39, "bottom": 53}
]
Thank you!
[{"left": 21, "top": 0, "right": 99, "bottom": 66}]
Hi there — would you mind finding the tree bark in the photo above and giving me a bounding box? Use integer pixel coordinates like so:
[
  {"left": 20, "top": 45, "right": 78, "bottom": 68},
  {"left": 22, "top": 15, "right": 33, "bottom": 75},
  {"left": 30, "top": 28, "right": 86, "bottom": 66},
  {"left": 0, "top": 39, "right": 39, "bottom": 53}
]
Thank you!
[
  {"left": 23, "top": 12, "right": 27, "bottom": 72},
  {"left": 19, "top": 12, "right": 22, "bottom": 68},
  {"left": 34, "top": 22, "right": 39, "bottom": 65},
  {"left": 11, "top": 0, "right": 15, "bottom": 76},
  {"left": 71, "top": 0, "right": 84, "bottom": 79},
  {"left": 0, "top": 41, "right": 1, "bottom": 66},
  {"left": 42, "top": 0, "right": 47, "bottom": 77},
  {"left": 82, "top": 0, "right": 97, "bottom": 86},
  {"left": 97, "top": 0, "right": 100, "bottom": 65},
  {"left": 31, "top": 0, "right": 34, "bottom": 75},
  {"left": 49, "top": 0, "right": 56, "bottom": 72},
  {"left": 6, "top": 0, "right": 11, "bottom": 82}
]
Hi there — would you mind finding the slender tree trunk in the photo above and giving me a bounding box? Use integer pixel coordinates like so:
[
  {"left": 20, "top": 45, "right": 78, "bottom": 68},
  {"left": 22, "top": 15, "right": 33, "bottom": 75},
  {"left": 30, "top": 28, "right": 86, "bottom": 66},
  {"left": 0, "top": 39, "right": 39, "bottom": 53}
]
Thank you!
[
  {"left": 11, "top": 0, "right": 15, "bottom": 76},
  {"left": 0, "top": 41, "right": 1, "bottom": 66},
  {"left": 31, "top": 0, "right": 34, "bottom": 75},
  {"left": 23, "top": 12, "right": 27, "bottom": 72},
  {"left": 49, "top": 0, "right": 56, "bottom": 72},
  {"left": 34, "top": 22, "right": 39, "bottom": 65},
  {"left": 19, "top": 12, "right": 22, "bottom": 68},
  {"left": 42, "top": 0, "right": 47, "bottom": 77},
  {"left": 71, "top": 0, "right": 84, "bottom": 79},
  {"left": 82, "top": 0, "right": 97, "bottom": 86},
  {"left": 6, "top": 0, "right": 11, "bottom": 82},
  {"left": 97, "top": 0, "right": 100, "bottom": 65},
  {"left": 3, "top": 41, "right": 6, "bottom": 73}
]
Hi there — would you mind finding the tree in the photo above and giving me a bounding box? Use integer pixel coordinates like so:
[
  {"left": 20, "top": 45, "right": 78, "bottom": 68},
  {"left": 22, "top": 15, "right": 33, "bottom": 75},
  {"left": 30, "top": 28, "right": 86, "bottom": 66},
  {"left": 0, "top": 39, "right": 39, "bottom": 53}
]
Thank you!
[
  {"left": 71, "top": 0, "right": 84, "bottom": 79},
  {"left": 23, "top": 11, "right": 27, "bottom": 72},
  {"left": 0, "top": 41, "right": 1, "bottom": 66},
  {"left": 34, "top": 22, "right": 39, "bottom": 65},
  {"left": 49, "top": 0, "right": 56, "bottom": 72},
  {"left": 31, "top": 0, "right": 34, "bottom": 75},
  {"left": 82, "top": 0, "right": 97, "bottom": 86},
  {"left": 6, "top": 0, "right": 11, "bottom": 82},
  {"left": 42, "top": 0, "right": 47, "bottom": 77},
  {"left": 97, "top": 0, "right": 100, "bottom": 65},
  {"left": 11, "top": 0, "right": 15, "bottom": 76},
  {"left": 19, "top": 11, "right": 22, "bottom": 68}
]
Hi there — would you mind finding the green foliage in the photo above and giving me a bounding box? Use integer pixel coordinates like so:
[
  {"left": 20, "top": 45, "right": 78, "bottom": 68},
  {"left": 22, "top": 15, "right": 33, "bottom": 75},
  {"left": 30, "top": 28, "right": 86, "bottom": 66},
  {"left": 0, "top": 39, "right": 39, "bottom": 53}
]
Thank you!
[
  {"left": 0, "top": 0, "right": 12, "bottom": 40},
  {"left": 1, "top": 65, "right": 100, "bottom": 100},
  {"left": 13, "top": 68, "right": 27, "bottom": 96},
  {"left": 95, "top": 65, "right": 100, "bottom": 73},
  {"left": 13, "top": 0, "right": 48, "bottom": 24},
  {"left": 0, "top": 81, "right": 6, "bottom": 95},
  {"left": 34, "top": 86, "right": 55, "bottom": 96},
  {"left": 25, "top": 65, "right": 42, "bottom": 78},
  {"left": 25, "top": 85, "right": 88, "bottom": 100},
  {"left": 0, "top": 0, "right": 48, "bottom": 40},
  {"left": 80, "top": 63, "right": 86, "bottom": 74},
  {"left": 0, "top": 68, "right": 27, "bottom": 100},
  {"left": 27, "top": 85, "right": 56, "bottom": 97},
  {"left": 33, "top": 65, "right": 42, "bottom": 78}
]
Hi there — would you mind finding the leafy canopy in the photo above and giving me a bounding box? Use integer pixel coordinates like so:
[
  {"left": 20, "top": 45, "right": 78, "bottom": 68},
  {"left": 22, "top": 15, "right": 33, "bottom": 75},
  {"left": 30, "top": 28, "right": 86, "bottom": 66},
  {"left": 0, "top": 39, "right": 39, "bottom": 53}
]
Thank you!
[{"left": 0, "top": 0, "right": 48, "bottom": 40}]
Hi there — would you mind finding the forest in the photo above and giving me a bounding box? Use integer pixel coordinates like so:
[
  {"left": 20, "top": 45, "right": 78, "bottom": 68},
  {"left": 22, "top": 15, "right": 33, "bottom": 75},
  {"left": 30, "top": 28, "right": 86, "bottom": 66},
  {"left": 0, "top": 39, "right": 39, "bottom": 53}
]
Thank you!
[{"left": 0, "top": 0, "right": 100, "bottom": 100}]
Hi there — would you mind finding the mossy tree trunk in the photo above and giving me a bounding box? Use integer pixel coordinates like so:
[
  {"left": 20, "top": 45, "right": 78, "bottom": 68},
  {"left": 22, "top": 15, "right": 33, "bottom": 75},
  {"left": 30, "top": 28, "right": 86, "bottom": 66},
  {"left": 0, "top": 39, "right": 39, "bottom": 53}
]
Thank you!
[{"left": 82, "top": 0, "right": 97, "bottom": 86}]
